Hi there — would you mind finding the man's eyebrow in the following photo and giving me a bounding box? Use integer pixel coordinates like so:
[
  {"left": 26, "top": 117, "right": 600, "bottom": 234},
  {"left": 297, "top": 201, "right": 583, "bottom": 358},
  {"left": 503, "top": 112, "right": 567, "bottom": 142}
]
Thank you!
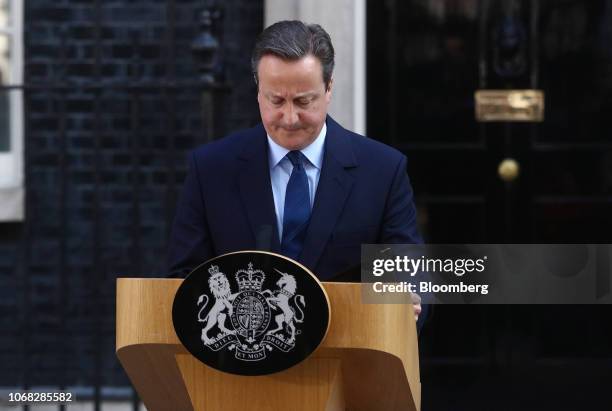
[
  {"left": 265, "top": 91, "right": 318, "bottom": 99},
  {"left": 293, "top": 92, "right": 318, "bottom": 99}
]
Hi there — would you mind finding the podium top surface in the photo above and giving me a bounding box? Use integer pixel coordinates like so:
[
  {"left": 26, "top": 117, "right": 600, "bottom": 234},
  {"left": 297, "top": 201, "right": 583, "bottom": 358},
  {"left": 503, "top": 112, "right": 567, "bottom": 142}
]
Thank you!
[{"left": 116, "top": 278, "right": 416, "bottom": 353}]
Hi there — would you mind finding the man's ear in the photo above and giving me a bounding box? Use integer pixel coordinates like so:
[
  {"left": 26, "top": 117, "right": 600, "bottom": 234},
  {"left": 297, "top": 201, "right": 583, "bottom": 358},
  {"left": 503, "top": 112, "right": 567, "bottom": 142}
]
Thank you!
[
  {"left": 325, "top": 77, "right": 333, "bottom": 104},
  {"left": 326, "top": 77, "right": 334, "bottom": 93}
]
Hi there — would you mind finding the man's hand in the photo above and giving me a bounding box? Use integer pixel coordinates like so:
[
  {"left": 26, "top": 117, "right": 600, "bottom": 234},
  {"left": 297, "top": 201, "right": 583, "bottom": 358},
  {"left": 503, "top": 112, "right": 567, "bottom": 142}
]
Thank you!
[{"left": 410, "top": 292, "right": 422, "bottom": 322}]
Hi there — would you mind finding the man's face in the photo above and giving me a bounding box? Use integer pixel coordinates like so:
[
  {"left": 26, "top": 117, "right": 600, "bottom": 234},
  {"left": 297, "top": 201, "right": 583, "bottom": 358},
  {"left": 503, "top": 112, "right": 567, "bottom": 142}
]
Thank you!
[{"left": 256, "top": 54, "right": 332, "bottom": 151}]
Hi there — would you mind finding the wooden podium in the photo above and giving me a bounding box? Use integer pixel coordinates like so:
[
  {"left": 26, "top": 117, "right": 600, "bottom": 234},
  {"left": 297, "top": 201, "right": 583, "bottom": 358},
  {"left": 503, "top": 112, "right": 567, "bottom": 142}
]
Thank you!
[{"left": 116, "top": 278, "right": 421, "bottom": 411}]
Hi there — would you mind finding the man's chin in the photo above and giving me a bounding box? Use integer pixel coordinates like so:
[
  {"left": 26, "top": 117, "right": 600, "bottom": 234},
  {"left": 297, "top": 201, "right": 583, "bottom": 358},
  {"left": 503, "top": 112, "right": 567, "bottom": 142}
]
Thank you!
[{"left": 275, "top": 132, "right": 312, "bottom": 150}]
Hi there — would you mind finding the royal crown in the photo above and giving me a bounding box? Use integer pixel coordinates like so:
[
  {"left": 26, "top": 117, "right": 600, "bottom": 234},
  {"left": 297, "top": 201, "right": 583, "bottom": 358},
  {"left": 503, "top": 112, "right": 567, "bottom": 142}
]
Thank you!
[{"left": 235, "top": 262, "right": 265, "bottom": 291}]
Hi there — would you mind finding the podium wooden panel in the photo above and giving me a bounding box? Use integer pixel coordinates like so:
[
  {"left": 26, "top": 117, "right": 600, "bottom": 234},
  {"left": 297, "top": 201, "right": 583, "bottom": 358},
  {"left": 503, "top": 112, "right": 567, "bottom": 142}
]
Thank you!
[{"left": 116, "top": 279, "right": 420, "bottom": 411}]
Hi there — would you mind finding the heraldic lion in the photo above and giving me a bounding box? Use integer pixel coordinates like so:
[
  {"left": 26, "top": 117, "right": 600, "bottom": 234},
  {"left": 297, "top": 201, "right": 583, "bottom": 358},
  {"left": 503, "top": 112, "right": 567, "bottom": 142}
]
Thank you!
[{"left": 197, "top": 271, "right": 237, "bottom": 344}]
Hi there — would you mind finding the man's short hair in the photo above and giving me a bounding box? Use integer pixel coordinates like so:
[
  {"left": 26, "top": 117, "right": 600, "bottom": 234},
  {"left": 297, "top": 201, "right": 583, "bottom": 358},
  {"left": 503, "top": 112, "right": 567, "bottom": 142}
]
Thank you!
[{"left": 251, "top": 20, "right": 335, "bottom": 90}]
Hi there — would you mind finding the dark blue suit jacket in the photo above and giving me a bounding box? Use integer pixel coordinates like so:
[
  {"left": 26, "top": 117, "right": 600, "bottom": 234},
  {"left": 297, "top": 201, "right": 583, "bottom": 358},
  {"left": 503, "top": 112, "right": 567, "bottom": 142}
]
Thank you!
[{"left": 168, "top": 116, "right": 423, "bottom": 280}]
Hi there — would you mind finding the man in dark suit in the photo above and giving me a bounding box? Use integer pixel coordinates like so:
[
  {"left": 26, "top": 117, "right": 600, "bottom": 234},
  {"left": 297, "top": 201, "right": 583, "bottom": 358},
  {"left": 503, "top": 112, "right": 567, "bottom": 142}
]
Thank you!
[{"left": 168, "top": 20, "right": 424, "bottom": 324}]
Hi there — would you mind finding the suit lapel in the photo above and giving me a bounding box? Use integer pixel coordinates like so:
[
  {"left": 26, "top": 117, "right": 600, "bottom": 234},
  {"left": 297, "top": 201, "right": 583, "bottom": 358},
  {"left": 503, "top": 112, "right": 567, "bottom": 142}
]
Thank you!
[
  {"left": 238, "top": 126, "right": 281, "bottom": 253},
  {"left": 300, "top": 117, "right": 357, "bottom": 271}
]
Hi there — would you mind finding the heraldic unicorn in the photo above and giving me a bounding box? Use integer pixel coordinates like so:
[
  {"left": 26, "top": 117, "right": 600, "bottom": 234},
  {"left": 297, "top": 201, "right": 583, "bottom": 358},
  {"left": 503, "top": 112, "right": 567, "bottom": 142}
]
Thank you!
[{"left": 196, "top": 262, "right": 306, "bottom": 361}]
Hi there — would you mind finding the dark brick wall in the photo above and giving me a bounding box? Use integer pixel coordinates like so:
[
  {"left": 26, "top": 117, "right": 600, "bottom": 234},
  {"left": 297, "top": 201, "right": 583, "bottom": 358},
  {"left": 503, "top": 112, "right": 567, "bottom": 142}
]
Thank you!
[{"left": 0, "top": 0, "right": 263, "bottom": 387}]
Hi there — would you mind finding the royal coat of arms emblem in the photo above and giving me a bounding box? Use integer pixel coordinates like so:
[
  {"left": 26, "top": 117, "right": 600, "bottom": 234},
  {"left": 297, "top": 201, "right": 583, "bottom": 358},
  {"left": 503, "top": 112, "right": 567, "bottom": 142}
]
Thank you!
[
  {"left": 197, "top": 263, "right": 306, "bottom": 361},
  {"left": 173, "top": 251, "right": 329, "bottom": 375}
]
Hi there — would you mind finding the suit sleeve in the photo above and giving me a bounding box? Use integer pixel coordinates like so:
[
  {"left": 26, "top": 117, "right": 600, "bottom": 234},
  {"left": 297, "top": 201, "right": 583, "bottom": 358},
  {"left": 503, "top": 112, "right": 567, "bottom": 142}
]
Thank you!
[
  {"left": 379, "top": 154, "right": 423, "bottom": 245},
  {"left": 380, "top": 154, "right": 429, "bottom": 332},
  {"left": 167, "top": 151, "right": 214, "bottom": 277}
]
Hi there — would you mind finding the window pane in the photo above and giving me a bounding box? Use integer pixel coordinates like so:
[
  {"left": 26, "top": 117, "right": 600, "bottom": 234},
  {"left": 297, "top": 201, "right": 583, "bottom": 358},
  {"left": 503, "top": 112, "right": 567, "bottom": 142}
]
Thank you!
[
  {"left": 0, "top": 0, "right": 9, "bottom": 28},
  {"left": 0, "top": 33, "right": 9, "bottom": 151},
  {"left": 0, "top": 33, "right": 8, "bottom": 81}
]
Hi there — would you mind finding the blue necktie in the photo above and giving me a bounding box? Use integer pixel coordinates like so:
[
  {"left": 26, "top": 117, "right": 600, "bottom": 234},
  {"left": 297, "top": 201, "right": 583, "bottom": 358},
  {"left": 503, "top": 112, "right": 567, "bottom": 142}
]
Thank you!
[{"left": 281, "top": 151, "right": 311, "bottom": 260}]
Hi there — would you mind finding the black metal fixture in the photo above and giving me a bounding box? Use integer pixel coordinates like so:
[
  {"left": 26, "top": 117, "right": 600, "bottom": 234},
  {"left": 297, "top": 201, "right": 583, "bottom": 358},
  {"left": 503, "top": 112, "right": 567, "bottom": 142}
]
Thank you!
[{"left": 191, "top": 5, "right": 223, "bottom": 85}]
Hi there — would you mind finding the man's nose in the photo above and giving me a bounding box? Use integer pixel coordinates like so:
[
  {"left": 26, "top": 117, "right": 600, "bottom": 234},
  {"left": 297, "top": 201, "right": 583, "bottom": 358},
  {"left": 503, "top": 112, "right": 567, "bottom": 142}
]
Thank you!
[{"left": 281, "top": 103, "right": 299, "bottom": 127}]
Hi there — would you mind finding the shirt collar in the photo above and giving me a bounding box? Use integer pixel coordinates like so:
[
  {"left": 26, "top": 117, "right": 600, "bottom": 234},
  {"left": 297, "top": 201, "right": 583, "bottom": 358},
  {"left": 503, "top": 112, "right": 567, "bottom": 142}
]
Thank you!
[{"left": 267, "top": 122, "right": 327, "bottom": 170}]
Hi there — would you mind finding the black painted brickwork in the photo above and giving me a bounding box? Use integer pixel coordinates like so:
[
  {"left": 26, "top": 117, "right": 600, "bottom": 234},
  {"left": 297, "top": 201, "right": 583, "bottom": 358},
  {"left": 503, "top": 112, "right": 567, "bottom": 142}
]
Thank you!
[{"left": 0, "top": 0, "right": 263, "bottom": 387}]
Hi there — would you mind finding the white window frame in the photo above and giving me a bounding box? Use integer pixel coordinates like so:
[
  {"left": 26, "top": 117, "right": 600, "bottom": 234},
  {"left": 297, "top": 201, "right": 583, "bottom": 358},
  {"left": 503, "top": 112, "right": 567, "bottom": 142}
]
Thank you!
[{"left": 0, "top": 0, "right": 24, "bottom": 221}]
